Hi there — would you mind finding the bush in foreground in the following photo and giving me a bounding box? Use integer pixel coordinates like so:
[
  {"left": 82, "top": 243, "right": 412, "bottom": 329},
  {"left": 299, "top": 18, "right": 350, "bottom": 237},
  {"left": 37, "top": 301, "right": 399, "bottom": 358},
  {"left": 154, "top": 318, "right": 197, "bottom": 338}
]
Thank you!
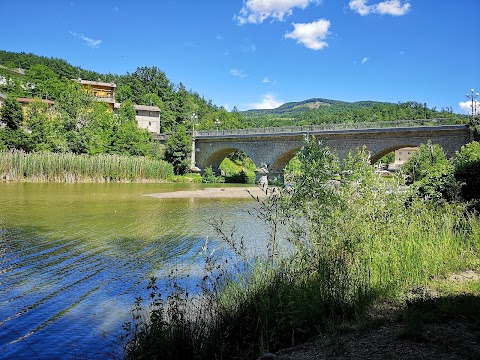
[{"left": 122, "top": 138, "right": 480, "bottom": 360}]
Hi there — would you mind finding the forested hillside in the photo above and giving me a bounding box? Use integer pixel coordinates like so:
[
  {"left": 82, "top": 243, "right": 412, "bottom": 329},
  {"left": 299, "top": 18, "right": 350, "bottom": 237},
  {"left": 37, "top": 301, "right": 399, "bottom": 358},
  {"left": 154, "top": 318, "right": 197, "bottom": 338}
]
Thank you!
[
  {"left": 0, "top": 50, "right": 243, "bottom": 133},
  {"left": 242, "top": 98, "right": 464, "bottom": 128}
]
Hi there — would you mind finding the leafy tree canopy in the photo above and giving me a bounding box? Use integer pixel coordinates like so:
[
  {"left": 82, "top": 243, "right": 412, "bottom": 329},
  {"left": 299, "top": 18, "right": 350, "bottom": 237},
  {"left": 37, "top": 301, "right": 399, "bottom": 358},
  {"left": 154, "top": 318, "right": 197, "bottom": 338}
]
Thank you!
[
  {"left": 164, "top": 125, "right": 192, "bottom": 175},
  {"left": 0, "top": 96, "right": 23, "bottom": 130}
]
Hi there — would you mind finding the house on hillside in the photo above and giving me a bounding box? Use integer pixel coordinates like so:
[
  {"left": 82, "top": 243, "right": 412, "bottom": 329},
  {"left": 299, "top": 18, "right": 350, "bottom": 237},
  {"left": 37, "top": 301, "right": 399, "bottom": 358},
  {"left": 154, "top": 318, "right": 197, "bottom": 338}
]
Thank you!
[
  {"left": 73, "top": 78, "right": 116, "bottom": 110},
  {"left": 114, "top": 103, "right": 161, "bottom": 134},
  {"left": 0, "top": 94, "right": 55, "bottom": 129},
  {"left": 73, "top": 78, "right": 161, "bottom": 134}
]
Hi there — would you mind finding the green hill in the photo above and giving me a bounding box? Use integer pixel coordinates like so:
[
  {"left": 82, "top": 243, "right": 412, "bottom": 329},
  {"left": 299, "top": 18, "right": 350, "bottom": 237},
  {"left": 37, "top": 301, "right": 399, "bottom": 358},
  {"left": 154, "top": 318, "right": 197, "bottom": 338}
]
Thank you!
[{"left": 241, "top": 98, "right": 464, "bottom": 128}]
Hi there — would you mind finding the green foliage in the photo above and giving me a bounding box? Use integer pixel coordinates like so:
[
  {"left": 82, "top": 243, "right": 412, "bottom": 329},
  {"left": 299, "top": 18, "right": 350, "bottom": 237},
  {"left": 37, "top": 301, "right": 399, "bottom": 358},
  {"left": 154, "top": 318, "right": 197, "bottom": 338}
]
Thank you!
[
  {"left": 379, "top": 151, "right": 395, "bottom": 166},
  {"left": 117, "top": 99, "right": 136, "bottom": 124},
  {"left": 219, "top": 156, "right": 256, "bottom": 184},
  {"left": 402, "top": 142, "right": 461, "bottom": 204},
  {"left": 164, "top": 125, "right": 192, "bottom": 175},
  {"left": 78, "top": 102, "right": 116, "bottom": 155},
  {"left": 286, "top": 136, "right": 341, "bottom": 214},
  {"left": 225, "top": 169, "right": 249, "bottom": 183},
  {"left": 111, "top": 100, "right": 155, "bottom": 156},
  {"left": 0, "top": 50, "right": 103, "bottom": 80},
  {"left": 0, "top": 96, "right": 23, "bottom": 130},
  {"left": 27, "top": 64, "right": 64, "bottom": 100},
  {"left": 55, "top": 80, "right": 96, "bottom": 132},
  {"left": 455, "top": 141, "right": 480, "bottom": 205},
  {"left": 0, "top": 127, "right": 31, "bottom": 151},
  {"left": 201, "top": 165, "right": 224, "bottom": 183},
  {"left": 24, "top": 98, "right": 68, "bottom": 152}
]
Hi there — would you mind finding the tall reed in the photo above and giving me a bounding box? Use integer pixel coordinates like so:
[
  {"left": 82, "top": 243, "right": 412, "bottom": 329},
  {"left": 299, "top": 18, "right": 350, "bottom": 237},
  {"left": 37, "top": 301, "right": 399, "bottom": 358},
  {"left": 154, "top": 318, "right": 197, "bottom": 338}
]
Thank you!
[{"left": 0, "top": 150, "right": 174, "bottom": 182}]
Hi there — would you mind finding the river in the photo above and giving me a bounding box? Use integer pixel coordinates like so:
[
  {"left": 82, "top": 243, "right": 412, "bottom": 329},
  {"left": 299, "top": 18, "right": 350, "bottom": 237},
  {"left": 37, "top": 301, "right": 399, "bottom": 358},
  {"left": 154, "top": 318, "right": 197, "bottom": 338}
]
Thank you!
[{"left": 0, "top": 183, "right": 267, "bottom": 359}]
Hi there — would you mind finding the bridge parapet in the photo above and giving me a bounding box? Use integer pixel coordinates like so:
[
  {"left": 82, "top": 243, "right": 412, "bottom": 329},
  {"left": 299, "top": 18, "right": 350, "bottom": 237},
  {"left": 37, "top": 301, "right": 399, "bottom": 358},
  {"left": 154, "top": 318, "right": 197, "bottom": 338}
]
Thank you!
[{"left": 195, "top": 118, "right": 463, "bottom": 138}]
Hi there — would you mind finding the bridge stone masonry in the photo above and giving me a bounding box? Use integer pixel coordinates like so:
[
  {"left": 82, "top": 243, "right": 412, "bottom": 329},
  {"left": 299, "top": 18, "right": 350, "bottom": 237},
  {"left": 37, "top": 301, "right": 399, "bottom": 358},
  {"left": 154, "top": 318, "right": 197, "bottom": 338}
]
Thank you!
[{"left": 191, "top": 119, "right": 472, "bottom": 183}]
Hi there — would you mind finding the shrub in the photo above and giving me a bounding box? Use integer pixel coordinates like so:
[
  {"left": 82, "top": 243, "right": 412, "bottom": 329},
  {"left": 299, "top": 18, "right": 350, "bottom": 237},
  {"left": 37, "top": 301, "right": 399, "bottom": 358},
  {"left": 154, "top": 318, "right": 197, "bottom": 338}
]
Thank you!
[
  {"left": 202, "top": 165, "right": 224, "bottom": 183},
  {"left": 402, "top": 141, "right": 461, "bottom": 204},
  {"left": 455, "top": 141, "right": 480, "bottom": 205}
]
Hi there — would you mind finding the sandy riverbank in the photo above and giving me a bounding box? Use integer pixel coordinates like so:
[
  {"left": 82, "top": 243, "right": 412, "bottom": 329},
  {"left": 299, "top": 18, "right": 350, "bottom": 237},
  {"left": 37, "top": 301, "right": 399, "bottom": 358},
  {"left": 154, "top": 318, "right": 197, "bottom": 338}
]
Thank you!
[{"left": 144, "top": 186, "right": 268, "bottom": 199}]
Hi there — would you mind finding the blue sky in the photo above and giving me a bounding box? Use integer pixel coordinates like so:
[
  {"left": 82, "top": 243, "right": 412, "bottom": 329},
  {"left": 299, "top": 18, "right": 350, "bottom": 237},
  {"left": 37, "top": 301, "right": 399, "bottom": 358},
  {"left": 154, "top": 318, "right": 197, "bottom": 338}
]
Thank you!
[{"left": 1, "top": 0, "right": 479, "bottom": 113}]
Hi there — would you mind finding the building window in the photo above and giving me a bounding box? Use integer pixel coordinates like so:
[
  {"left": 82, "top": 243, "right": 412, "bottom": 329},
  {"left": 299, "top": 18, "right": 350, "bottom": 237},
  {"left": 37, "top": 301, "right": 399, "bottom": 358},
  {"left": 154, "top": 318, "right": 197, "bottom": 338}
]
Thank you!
[
  {"left": 399, "top": 151, "right": 402, "bottom": 155},
  {"left": 148, "top": 122, "right": 151, "bottom": 126}
]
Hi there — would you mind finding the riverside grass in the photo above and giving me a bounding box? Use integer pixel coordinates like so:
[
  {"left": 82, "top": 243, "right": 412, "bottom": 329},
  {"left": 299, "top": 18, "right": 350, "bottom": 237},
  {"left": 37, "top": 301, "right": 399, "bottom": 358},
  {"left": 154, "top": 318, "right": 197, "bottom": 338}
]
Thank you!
[
  {"left": 0, "top": 150, "right": 174, "bottom": 182},
  {"left": 123, "top": 141, "right": 480, "bottom": 360}
]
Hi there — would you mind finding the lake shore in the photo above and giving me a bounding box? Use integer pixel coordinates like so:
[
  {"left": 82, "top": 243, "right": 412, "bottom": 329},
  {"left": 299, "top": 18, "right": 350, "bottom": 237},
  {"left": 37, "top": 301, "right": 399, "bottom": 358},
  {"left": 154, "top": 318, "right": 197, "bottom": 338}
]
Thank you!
[{"left": 144, "top": 186, "right": 269, "bottom": 199}]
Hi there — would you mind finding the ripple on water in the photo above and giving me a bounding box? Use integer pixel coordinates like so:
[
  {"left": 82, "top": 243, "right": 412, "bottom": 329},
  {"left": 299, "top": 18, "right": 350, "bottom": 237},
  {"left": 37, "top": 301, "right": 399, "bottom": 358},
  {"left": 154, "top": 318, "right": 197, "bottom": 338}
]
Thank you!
[{"left": 0, "top": 183, "right": 268, "bottom": 359}]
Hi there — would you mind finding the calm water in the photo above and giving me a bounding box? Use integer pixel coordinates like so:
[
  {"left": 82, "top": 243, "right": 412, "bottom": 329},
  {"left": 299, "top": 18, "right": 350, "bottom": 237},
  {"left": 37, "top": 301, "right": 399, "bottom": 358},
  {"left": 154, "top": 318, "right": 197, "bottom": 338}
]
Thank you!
[{"left": 0, "top": 183, "right": 266, "bottom": 359}]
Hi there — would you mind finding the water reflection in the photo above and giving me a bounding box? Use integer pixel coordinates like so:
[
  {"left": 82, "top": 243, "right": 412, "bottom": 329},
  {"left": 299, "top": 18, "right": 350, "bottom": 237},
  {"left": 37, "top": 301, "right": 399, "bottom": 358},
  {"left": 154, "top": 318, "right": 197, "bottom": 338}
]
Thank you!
[{"left": 0, "top": 183, "right": 267, "bottom": 359}]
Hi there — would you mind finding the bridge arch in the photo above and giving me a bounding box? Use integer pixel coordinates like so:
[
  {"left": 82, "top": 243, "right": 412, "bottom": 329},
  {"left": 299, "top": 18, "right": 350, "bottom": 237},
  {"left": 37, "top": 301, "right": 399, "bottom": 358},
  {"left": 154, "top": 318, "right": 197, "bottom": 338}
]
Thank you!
[
  {"left": 270, "top": 147, "right": 302, "bottom": 172},
  {"left": 202, "top": 147, "right": 257, "bottom": 170},
  {"left": 370, "top": 144, "right": 417, "bottom": 164}
]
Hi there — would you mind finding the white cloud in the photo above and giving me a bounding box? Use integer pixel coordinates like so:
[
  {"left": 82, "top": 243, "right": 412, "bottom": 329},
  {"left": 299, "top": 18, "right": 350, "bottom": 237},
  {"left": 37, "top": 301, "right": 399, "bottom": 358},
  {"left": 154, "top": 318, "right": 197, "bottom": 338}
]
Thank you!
[
  {"left": 285, "top": 18, "right": 331, "bottom": 50},
  {"left": 400, "top": 50, "right": 405, "bottom": 55},
  {"left": 70, "top": 31, "right": 102, "bottom": 48},
  {"left": 459, "top": 101, "right": 473, "bottom": 114},
  {"left": 361, "top": 57, "right": 369, "bottom": 64},
  {"left": 349, "top": 0, "right": 411, "bottom": 16},
  {"left": 114, "top": 6, "right": 119, "bottom": 11},
  {"left": 230, "top": 68, "right": 247, "bottom": 78},
  {"left": 349, "top": 0, "right": 371, "bottom": 15},
  {"left": 250, "top": 94, "right": 283, "bottom": 109},
  {"left": 234, "top": 0, "right": 320, "bottom": 25},
  {"left": 262, "top": 77, "right": 271, "bottom": 83},
  {"left": 376, "top": 0, "right": 411, "bottom": 15}
]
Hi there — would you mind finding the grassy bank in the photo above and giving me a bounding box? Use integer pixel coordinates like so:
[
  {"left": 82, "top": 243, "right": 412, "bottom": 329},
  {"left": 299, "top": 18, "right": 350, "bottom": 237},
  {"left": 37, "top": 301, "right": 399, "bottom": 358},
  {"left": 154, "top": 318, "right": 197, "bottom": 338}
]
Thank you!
[
  {"left": 0, "top": 150, "right": 174, "bottom": 182},
  {"left": 122, "top": 141, "right": 480, "bottom": 360}
]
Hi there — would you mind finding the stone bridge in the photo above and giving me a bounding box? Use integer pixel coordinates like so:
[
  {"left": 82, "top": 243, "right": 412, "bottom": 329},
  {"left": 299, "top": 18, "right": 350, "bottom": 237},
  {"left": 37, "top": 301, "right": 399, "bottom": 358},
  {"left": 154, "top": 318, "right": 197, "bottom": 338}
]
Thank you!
[{"left": 191, "top": 119, "right": 471, "bottom": 181}]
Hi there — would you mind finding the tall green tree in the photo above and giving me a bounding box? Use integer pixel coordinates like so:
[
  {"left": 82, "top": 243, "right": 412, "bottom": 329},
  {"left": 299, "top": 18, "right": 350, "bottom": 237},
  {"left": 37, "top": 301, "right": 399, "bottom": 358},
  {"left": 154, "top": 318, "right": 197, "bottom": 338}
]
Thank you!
[
  {"left": 112, "top": 100, "right": 155, "bottom": 156},
  {"left": 78, "top": 102, "right": 116, "bottom": 155},
  {"left": 0, "top": 96, "right": 23, "bottom": 130},
  {"left": 24, "top": 98, "right": 67, "bottom": 152},
  {"left": 55, "top": 80, "right": 95, "bottom": 131},
  {"left": 164, "top": 125, "right": 192, "bottom": 175},
  {"left": 27, "top": 64, "right": 64, "bottom": 100}
]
